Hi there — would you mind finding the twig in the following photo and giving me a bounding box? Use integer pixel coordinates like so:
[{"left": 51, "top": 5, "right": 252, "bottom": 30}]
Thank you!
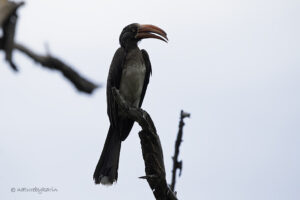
[
  {"left": 170, "top": 110, "right": 190, "bottom": 192},
  {"left": 112, "top": 87, "right": 178, "bottom": 200},
  {"left": 14, "top": 42, "right": 100, "bottom": 94}
]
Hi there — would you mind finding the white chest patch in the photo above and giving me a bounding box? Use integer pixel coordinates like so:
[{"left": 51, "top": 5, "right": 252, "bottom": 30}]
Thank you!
[{"left": 119, "top": 48, "right": 146, "bottom": 107}]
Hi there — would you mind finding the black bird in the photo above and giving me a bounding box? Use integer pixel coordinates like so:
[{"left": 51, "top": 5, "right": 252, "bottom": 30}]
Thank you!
[{"left": 93, "top": 23, "right": 168, "bottom": 185}]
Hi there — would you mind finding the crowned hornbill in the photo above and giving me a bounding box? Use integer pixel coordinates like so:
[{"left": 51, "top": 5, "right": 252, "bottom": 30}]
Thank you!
[{"left": 93, "top": 23, "right": 168, "bottom": 185}]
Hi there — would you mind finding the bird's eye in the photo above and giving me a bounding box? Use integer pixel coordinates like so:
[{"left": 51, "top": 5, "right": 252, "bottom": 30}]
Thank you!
[{"left": 131, "top": 28, "right": 136, "bottom": 32}]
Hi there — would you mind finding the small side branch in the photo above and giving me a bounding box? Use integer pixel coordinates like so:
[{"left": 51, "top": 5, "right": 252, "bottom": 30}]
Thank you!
[
  {"left": 170, "top": 110, "right": 190, "bottom": 192},
  {"left": 14, "top": 42, "right": 99, "bottom": 94},
  {"left": 112, "top": 87, "right": 177, "bottom": 200}
]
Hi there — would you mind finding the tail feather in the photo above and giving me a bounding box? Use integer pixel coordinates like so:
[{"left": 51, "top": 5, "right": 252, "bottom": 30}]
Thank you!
[{"left": 93, "top": 125, "right": 121, "bottom": 185}]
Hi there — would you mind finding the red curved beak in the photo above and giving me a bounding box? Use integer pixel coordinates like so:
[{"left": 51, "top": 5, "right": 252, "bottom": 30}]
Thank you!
[{"left": 136, "top": 24, "right": 168, "bottom": 42}]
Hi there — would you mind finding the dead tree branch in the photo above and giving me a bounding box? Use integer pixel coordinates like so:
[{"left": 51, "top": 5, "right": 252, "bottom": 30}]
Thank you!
[
  {"left": 112, "top": 87, "right": 177, "bottom": 200},
  {"left": 0, "top": 0, "right": 99, "bottom": 94},
  {"left": 14, "top": 42, "right": 99, "bottom": 94},
  {"left": 170, "top": 110, "right": 190, "bottom": 192}
]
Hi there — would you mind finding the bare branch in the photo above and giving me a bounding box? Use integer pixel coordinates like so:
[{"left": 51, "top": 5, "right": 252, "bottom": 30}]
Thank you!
[
  {"left": 13, "top": 42, "right": 100, "bottom": 94},
  {"left": 0, "top": 1, "right": 99, "bottom": 94},
  {"left": 170, "top": 110, "right": 190, "bottom": 192},
  {"left": 112, "top": 87, "right": 177, "bottom": 200}
]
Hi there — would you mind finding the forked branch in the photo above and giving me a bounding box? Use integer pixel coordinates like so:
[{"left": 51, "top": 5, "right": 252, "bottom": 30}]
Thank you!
[{"left": 0, "top": 1, "right": 99, "bottom": 94}]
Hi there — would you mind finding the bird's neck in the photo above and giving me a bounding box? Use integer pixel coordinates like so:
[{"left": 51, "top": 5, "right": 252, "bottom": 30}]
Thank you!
[{"left": 123, "top": 42, "right": 138, "bottom": 52}]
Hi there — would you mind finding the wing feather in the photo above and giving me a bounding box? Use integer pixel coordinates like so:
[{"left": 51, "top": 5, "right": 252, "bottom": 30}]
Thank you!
[
  {"left": 139, "top": 49, "right": 152, "bottom": 108},
  {"left": 107, "top": 47, "right": 126, "bottom": 127}
]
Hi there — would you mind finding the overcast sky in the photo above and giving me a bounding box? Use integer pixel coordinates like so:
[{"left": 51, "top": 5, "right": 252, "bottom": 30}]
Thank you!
[{"left": 0, "top": 0, "right": 299, "bottom": 199}]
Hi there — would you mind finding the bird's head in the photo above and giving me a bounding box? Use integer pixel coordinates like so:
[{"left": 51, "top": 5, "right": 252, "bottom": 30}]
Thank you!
[{"left": 119, "top": 23, "right": 168, "bottom": 48}]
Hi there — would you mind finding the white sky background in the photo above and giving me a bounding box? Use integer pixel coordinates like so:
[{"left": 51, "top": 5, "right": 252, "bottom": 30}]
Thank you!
[{"left": 0, "top": 0, "right": 299, "bottom": 199}]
